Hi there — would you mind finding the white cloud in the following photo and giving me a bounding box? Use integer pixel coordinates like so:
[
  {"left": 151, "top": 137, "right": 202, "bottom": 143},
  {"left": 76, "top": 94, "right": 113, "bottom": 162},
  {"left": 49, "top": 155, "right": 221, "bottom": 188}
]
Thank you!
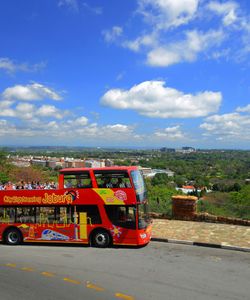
[
  {"left": 102, "top": 26, "right": 123, "bottom": 43},
  {"left": 58, "top": 0, "right": 79, "bottom": 11},
  {"left": 207, "top": 1, "right": 238, "bottom": 26},
  {"left": 101, "top": 80, "right": 222, "bottom": 118},
  {"left": 154, "top": 125, "right": 185, "bottom": 139},
  {"left": 109, "top": 0, "right": 250, "bottom": 66},
  {"left": 0, "top": 100, "right": 15, "bottom": 117},
  {"left": 200, "top": 112, "right": 250, "bottom": 140},
  {"left": 138, "top": 0, "right": 199, "bottom": 29},
  {"left": 0, "top": 120, "right": 17, "bottom": 136},
  {"left": 73, "top": 123, "right": 136, "bottom": 142},
  {"left": 74, "top": 116, "right": 88, "bottom": 126},
  {"left": 0, "top": 116, "right": 138, "bottom": 143},
  {"left": 82, "top": 2, "right": 102, "bottom": 15},
  {"left": 123, "top": 32, "right": 158, "bottom": 52},
  {"left": 0, "top": 100, "right": 13, "bottom": 109},
  {"left": 0, "top": 100, "right": 66, "bottom": 121},
  {"left": 58, "top": 0, "right": 102, "bottom": 14},
  {"left": 105, "top": 124, "right": 132, "bottom": 133},
  {"left": 36, "top": 105, "right": 64, "bottom": 119},
  {"left": 2, "top": 83, "right": 62, "bottom": 101},
  {"left": 147, "top": 29, "right": 225, "bottom": 66},
  {"left": 15, "top": 103, "right": 35, "bottom": 120},
  {"left": 0, "top": 57, "right": 46, "bottom": 74},
  {"left": 236, "top": 104, "right": 250, "bottom": 113},
  {"left": 0, "top": 109, "right": 15, "bottom": 117}
]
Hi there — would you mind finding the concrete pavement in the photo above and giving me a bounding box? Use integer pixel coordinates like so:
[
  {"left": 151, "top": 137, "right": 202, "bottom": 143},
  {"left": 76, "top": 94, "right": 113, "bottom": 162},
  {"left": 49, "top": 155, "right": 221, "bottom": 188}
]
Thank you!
[{"left": 152, "top": 219, "right": 250, "bottom": 251}]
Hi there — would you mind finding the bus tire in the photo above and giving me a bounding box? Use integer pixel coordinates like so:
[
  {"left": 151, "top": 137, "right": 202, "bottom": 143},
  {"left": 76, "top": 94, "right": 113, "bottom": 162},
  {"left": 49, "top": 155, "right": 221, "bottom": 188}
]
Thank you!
[
  {"left": 91, "top": 229, "right": 112, "bottom": 248},
  {"left": 4, "top": 227, "right": 22, "bottom": 245}
]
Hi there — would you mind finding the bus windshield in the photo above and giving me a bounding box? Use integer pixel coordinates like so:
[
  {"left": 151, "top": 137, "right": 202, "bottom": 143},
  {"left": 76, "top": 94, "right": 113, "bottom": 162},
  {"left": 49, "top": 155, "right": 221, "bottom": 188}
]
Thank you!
[{"left": 131, "top": 170, "right": 147, "bottom": 203}]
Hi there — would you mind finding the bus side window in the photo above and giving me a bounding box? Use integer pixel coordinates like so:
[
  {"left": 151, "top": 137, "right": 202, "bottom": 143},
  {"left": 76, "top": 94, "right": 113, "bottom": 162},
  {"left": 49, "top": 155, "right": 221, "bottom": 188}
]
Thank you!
[
  {"left": 94, "top": 171, "right": 131, "bottom": 188},
  {"left": 36, "top": 207, "right": 56, "bottom": 224},
  {"left": 0, "top": 207, "right": 15, "bottom": 223},
  {"left": 16, "top": 207, "right": 35, "bottom": 223},
  {"left": 76, "top": 205, "right": 101, "bottom": 224},
  {"left": 55, "top": 207, "right": 72, "bottom": 224},
  {"left": 64, "top": 172, "right": 92, "bottom": 189}
]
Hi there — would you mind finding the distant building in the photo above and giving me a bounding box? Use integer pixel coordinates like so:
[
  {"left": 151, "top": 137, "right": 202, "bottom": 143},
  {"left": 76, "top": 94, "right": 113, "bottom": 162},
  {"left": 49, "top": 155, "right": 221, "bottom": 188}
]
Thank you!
[
  {"left": 176, "top": 185, "right": 196, "bottom": 194},
  {"left": 140, "top": 167, "right": 174, "bottom": 178},
  {"left": 160, "top": 147, "right": 176, "bottom": 153},
  {"left": 84, "top": 159, "right": 105, "bottom": 168},
  {"left": 11, "top": 159, "right": 31, "bottom": 168},
  {"left": 176, "top": 147, "right": 196, "bottom": 154},
  {"left": 31, "top": 159, "right": 47, "bottom": 167},
  {"left": 105, "top": 159, "right": 114, "bottom": 167}
]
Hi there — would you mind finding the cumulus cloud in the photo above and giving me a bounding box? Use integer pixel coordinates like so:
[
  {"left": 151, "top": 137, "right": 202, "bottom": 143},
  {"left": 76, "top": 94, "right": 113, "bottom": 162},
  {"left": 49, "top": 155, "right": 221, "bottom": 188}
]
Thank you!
[
  {"left": 106, "top": 0, "right": 250, "bottom": 67},
  {"left": 236, "top": 104, "right": 250, "bottom": 113},
  {"left": 74, "top": 116, "right": 88, "bottom": 126},
  {"left": 200, "top": 112, "right": 250, "bottom": 140},
  {"left": 123, "top": 32, "right": 158, "bottom": 52},
  {"left": 0, "top": 57, "right": 46, "bottom": 74},
  {"left": 2, "top": 83, "right": 62, "bottom": 101},
  {"left": 15, "top": 103, "right": 35, "bottom": 120},
  {"left": 36, "top": 105, "right": 64, "bottom": 119},
  {"left": 0, "top": 101, "right": 15, "bottom": 117},
  {"left": 147, "top": 29, "right": 225, "bottom": 67},
  {"left": 154, "top": 126, "right": 185, "bottom": 139},
  {"left": 0, "top": 101, "right": 66, "bottom": 121},
  {"left": 0, "top": 116, "right": 137, "bottom": 144},
  {"left": 138, "top": 0, "right": 199, "bottom": 29},
  {"left": 101, "top": 80, "right": 222, "bottom": 118},
  {"left": 102, "top": 26, "right": 123, "bottom": 43},
  {"left": 207, "top": 1, "right": 238, "bottom": 26}
]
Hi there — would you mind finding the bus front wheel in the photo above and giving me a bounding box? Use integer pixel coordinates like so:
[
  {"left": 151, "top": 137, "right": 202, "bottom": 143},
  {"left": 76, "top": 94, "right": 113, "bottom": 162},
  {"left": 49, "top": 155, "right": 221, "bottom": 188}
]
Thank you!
[
  {"left": 4, "top": 228, "right": 22, "bottom": 245},
  {"left": 91, "top": 229, "right": 111, "bottom": 248}
]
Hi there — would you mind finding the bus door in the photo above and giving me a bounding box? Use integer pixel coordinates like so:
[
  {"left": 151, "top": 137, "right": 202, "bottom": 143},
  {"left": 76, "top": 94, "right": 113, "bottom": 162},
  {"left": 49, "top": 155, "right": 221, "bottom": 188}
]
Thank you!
[
  {"left": 79, "top": 212, "right": 87, "bottom": 240},
  {"left": 73, "top": 206, "right": 87, "bottom": 240}
]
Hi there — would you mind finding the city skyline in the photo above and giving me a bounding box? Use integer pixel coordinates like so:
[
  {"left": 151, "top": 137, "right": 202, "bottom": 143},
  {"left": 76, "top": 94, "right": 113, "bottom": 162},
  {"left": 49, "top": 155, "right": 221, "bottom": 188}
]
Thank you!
[{"left": 1, "top": 0, "right": 250, "bottom": 149}]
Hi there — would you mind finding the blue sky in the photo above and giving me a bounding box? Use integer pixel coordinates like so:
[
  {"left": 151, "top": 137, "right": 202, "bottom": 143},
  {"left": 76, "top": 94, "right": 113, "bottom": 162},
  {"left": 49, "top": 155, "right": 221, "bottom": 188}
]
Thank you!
[{"left": 1, "top": 0, "right": 250, "bottom": 149}]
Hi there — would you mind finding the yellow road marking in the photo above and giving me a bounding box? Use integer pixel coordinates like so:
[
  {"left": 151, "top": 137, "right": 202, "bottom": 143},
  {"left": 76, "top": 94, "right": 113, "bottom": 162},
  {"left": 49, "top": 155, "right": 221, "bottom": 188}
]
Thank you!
[
  {"left": 5, "top": 263, "right": 16, "bottom": 268},
  {"left": 21, "top": 267, "right": 34, "bottom": 272},
  {"left": 86, "top": 281, "right": 105, "bottom": 292},
  {"left": 41, "top": 272, "right": 55, "bottom": 277},
  {"left": 63, "top": 277, "right": 81, "bottom": 285},
  {"left": 115, "top": 293, "right": 135, "bottom": 300}
]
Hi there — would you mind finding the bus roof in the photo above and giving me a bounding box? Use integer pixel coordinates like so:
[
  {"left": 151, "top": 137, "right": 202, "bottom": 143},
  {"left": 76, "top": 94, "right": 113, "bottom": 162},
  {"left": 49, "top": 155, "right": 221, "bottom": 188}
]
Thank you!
[{"left": 59, "top": 166, "right": 139, "bottom": 173}]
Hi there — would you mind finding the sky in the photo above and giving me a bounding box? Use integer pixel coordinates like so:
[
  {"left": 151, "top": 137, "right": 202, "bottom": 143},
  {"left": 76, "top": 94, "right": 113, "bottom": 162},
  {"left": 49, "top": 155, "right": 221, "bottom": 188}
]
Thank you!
[{"left": 1, "top": 0, "right": 250, "bottom": 149}]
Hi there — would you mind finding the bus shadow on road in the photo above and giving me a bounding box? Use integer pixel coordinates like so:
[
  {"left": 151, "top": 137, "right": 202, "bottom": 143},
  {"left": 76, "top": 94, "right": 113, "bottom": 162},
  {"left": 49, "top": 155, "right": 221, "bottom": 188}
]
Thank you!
[{"left": 0, "top": 241, "right": 149, "bottom": 249}]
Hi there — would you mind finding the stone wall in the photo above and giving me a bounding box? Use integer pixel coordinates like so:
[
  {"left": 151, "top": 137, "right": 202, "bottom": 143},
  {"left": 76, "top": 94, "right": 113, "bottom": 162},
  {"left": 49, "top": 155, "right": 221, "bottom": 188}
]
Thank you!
[
  {"left": 172, "top": 195, "right": 198, "bottom": 220},
  {"left": 149, "top": 195, "right": 250, "bottom": 226}
]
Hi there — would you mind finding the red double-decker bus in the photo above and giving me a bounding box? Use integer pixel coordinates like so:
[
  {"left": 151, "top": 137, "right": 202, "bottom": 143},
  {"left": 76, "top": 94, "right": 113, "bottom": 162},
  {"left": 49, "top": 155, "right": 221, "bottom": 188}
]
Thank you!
[{"left": 0, "top": 166, "right": 152, "bottom": 247}]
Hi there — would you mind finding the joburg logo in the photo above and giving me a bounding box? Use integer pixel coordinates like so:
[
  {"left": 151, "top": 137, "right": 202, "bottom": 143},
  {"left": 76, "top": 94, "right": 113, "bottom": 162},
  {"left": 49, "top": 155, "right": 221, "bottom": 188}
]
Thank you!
[{"left": 3, "top": 193, "right": 73, "bottom": 205}]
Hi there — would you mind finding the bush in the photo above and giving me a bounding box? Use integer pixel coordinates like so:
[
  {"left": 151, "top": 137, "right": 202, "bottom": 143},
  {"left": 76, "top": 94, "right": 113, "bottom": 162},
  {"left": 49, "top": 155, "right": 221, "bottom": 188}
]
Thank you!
[{"left": 197, "top": 186, "right": 250, "bottom": 220}]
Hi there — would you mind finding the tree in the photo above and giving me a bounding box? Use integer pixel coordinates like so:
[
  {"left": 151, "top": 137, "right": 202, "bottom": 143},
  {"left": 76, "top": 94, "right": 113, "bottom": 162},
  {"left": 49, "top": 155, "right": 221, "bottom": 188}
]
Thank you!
[{"left": 151, "top": 173, "right": 169, "bottom": 186}]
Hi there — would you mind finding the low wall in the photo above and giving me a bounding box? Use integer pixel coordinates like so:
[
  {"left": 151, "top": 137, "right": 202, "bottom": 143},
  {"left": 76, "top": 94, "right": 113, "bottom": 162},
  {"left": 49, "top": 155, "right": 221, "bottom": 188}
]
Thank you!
[
  {"left": 149, "top": 195, "right": 250, "bottom": 226},
  {"left": 194, "top": 213, "right": 250, "bottom": 226}
]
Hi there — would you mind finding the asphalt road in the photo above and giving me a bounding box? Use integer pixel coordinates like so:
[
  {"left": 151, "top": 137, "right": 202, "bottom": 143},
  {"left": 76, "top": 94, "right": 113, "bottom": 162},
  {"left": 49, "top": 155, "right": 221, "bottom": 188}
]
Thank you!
[{"left": 0, "top": 242, "right": 249, "bottom": 300}]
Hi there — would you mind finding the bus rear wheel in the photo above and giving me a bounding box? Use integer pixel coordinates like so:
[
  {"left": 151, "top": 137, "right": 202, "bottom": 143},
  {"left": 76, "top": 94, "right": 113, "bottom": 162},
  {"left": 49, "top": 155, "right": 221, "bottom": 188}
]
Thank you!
[
  {"left": 91, "top": 229, "right": 111, "bottom": 248},
  {"left": 4, "top": 228, "right": 22, "bottom": 245}
]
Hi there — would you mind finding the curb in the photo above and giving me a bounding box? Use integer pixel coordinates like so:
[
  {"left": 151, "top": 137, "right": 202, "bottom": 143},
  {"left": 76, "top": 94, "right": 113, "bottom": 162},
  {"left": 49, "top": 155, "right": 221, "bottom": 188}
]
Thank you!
[{"left": 151, "top": 237, "right": 250, "bottom": 253}]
